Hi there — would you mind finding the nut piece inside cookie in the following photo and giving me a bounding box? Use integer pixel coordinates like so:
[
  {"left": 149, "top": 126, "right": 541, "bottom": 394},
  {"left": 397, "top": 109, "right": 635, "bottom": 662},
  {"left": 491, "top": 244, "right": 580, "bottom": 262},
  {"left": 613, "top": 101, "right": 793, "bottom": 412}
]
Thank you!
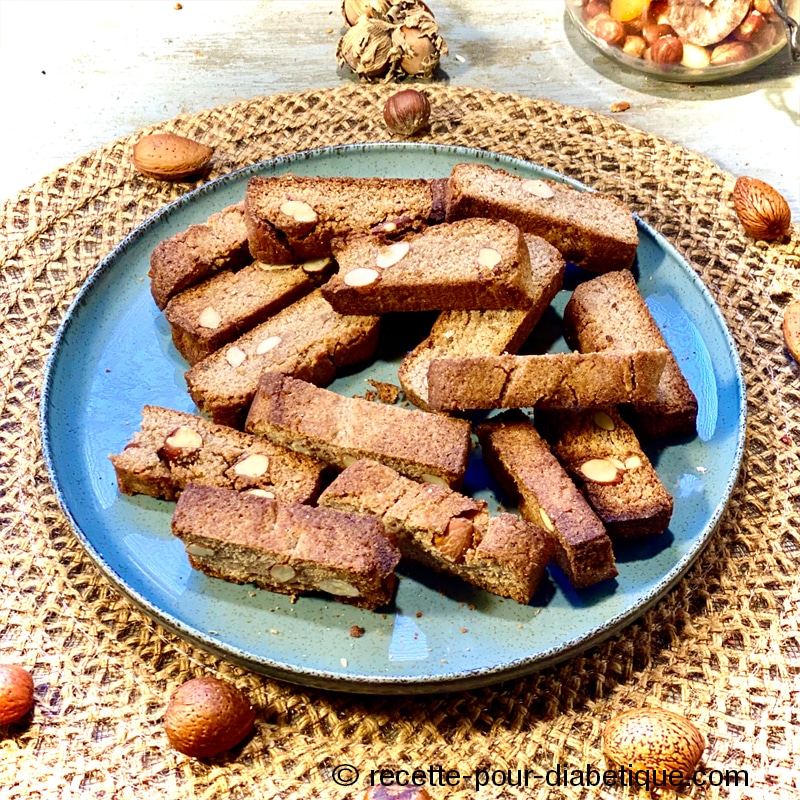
[
  {"left": 624, "top": 455, "right": 642, "bottom": 470},
  {"left": 434, "top": 517, "right": 474, "bottom": 562},
  {"left": 233, "top": 453, "right": 269, "bottom": 478},
  {"left": 593, "top": 411, "right": 615, "bottom": 431},
  {"left": 522, "top": 179, "right": 555, "bottom": 199},
  {"left": 344, "top": 268, "right": 381, "bottom": 288},
  {"left": 375, "top": 241, "right": 410, "bottom": 268},
  {"left": 302, "top": 257, "right": 331, "bottom": 273},
  {"left": 580, "top": 458, "right": 621, "bottom": 484},
  {"left": 160, "top": 426, "right": 203, "bottom": 464},
  {"left": 256, "top": 336, "right": 282, "bottom": 355},
  {"left": 270, "top": 564, "right": 296, "bottom": 582},
  {"left": 198, "top": 306, "right": 222, "bottom": 329},
  {"left": 245, "top": 488, "right": 275, "bottom": 498},
  {"left": 539, "top": 507, "right": 556, "bottom": 532},
  {"left": 279, "top": 199, "right": 317, "bottom": 223},
  {"left": 185, "top": 543, "right": 217, "bottom": 557},
  {"left": 317, "top": 578, "right": 360, "bottom": 598},
  {"left": 226, "top": 346, "right": 247, "bottom": 368},
  {"left": 477, "top": 247, "right": 502, "bottom": 268}
]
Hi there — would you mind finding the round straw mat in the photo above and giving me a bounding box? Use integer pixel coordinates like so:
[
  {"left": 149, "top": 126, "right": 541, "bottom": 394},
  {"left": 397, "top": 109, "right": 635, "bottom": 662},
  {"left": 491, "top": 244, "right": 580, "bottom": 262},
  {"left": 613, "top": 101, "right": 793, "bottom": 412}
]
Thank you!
[{"left": 1, "top": 84, "right": 799, "bottom": 800}]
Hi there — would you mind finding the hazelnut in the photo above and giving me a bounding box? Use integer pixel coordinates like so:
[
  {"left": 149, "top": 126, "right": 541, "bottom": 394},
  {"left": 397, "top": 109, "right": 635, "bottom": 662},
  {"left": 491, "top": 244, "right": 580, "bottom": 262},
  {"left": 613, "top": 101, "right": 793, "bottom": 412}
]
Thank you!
[
  {"left": 383, "top": 89, "right": 431, "bottom": 136},
  {"left": 197, "top": 306, "right": 222, "bottom": 329},
  {"left": 603, "top": 707, "right": 705, "bottom": 784},
  {"left": 733, "top": 176, "right": 791, "bottom": 241},
  {"left": 164, "top": 677, "right": 255, "bottom": 758},
  {"left": 0, "top": 665, "right": 35, "bottom": 725},
  {"left": 397, "top": 26, "right": 439, "bottom": 77},
  {"left": 734, "top": 10, "right": 766, "bottom": 41},
  {"left": 622, "top": 35, "right": 647, "bottom": 57},
  {"left": 588, "top": 13, "right": 626, "bottom": 45},
  {"left": 625, "top": 455, "right": 643, "bottom": 469},
  {"left": 646, "top": 35, "right": 683, "bottom": 66},
  {"left": 681, "top": 42, "right": 711, "bottom": 69},
  {"left": 642, "top": 22, "right": 674, "bottom": 45},
  {"left": 582, "top": 0, "right": 611, "bottom": 21},
  {"left": 710, "top": 40, "right": 753, "bottom": 65},
  {"left": 159, "top": 426, "right": 203, "bottom": 465},
  {"left": 477, "top": 247, "right": 502, "bottom": 268},
  {"left": 225, "top": 347, "right": 247, "bottom": 368}
]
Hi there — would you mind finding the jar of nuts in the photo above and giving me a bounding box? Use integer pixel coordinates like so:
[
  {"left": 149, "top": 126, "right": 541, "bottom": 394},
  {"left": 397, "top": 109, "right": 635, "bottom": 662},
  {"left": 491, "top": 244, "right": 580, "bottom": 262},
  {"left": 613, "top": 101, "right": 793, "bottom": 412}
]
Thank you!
[{"left": 565, "top": 0, "right": 799, "bottom": 82}]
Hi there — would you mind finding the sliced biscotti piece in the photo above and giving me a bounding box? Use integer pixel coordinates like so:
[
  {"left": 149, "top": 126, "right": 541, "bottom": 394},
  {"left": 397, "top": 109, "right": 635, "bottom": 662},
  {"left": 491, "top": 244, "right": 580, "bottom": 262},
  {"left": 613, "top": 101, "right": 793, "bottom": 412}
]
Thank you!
[
  {"left": 563, "top": 270, "right": 698, "bottom": 440},
  {"left": 172, "top": 483, "right": 400, "bottom": 610},
  {"left": 108, "top": 405, "right": 326, "bottom": 503},
  {"left": 321, "top": 218, "right": 537, "bottom": 314},
  {"left": 164, "top": 261, "right": 316, "bottom": 365},
  {"left": 318, "top": 460, "right": 554, "bottom": 604},
  {"left": 149, "top": 203, "right": 251, "bottom": 310},
  {"left": 398, "top": 233, "right": 565, "bottom": 410},
  {"left": 245, "top": 373, "right": 472, "bottom": 488},
  {"left": 245, "top": 174, "right": 436, "bottom": 264},
  {"left": 426, "top": 349, "right": 668, "bottom": 412},
  {"left": 185, "top": 289, "right": 380, "bottom": 428},
  {"left": 445, "top": 163, "right": 638, "bottom": 273},
  {"left": 537, "top": 407, "right": 673, "bottom": 538},
  {"left": 476, "top": 412, "right": 617, "bottom": 589}
]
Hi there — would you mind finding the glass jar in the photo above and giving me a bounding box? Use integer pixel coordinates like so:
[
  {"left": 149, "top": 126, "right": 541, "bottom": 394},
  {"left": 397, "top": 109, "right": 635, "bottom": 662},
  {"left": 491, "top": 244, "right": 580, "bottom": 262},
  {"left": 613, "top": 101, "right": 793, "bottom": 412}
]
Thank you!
[{"left": 565, "top": 0, "right": 799, "bottom": 82}]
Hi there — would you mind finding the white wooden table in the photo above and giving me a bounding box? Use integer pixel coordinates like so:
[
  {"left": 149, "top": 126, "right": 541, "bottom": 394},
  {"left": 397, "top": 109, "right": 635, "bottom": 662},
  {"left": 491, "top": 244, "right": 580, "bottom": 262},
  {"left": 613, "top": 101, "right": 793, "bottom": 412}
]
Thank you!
[{"left": 0, "top": 0, "right": 798, "bottom": 215}]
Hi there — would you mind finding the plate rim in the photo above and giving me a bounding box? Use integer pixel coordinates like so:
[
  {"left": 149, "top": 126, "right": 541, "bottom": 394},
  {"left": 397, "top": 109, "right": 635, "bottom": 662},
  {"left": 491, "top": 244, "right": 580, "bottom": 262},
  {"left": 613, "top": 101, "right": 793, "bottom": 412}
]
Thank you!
[{"left": 39, "top": 142, "right": 747, "bottom": 693}]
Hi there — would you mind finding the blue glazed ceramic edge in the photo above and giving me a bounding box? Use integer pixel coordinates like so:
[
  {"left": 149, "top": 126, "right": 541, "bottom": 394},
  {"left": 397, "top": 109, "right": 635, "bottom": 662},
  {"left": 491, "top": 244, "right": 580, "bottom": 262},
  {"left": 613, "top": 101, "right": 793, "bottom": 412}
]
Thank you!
[{"left": 40, "top": 142, "right": 747, "bottom": 693}]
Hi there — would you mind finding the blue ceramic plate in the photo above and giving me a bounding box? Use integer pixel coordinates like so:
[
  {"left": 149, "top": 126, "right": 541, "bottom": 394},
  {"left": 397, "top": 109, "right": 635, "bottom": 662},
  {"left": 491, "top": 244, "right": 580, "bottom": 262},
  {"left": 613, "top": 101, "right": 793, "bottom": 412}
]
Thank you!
[{"left": 41, "top": 144, "right": 746, "bottom": 693}]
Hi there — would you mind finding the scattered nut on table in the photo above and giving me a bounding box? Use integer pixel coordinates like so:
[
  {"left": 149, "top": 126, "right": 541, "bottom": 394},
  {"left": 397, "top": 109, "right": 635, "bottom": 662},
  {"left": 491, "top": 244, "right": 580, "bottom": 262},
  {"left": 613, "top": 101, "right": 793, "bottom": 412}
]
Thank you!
[
  {"left": 0, "top": 664, "right": 35, "bottom": 725},
  {"left": 603, "top": 707, "right": 705, "bottom": 786},
  {"left": 164, "top": 677, "right": 255, "bottom": 758},
  {"left": 132, "top": 133, "right": 213, "bottom": 181},
  {"left": 733, "top": 176, "right": 792, "bottom": 241},
  {"left": 383, "top": 88, "right": 431, "bottom": 136},
  {"left": 782, "top": 300, "right": 800, "bottom": 363}
]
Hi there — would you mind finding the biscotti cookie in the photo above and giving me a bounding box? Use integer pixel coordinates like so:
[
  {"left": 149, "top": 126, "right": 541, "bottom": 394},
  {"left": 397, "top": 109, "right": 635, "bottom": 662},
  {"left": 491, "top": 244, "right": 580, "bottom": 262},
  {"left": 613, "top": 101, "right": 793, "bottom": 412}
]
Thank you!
[
  {"left": 321, "top": 218, "right": 538, "bottom": 314},
  {"left": 537, "top": 407, "right": 673, "bottom": 538},
  {"left": 185, "top": 290, "right": 380, "bottom": 428},
  {"left": 172, "top": 483, "right": 401, "bottom": 610},
  {"left": 445, "top": 163, "right": 639, "bottom": 273},
  {"left": 476, "top": 412, "right": 617, "bottom": 589},
  {"left": 398, "top": 233, "right": 566, "bottom": 410},
  {"left": 245, "top": 174, "right": 437, "bottom": 264},
  {"left": 164, "top": 261, "right": 316, "bottom": 365},
  {"left": 149, "top": 203, "right": 251, "bottom": 310},
  {"left": 108, "top": 405, "right": 326, "bottom": 503},
  {"left": 426, "top": 349, "right": 668, "bottom": 412},
  {"left": 318, "top": 460, "right": 554, "bottom": 604},
  {"left": 245, "top": 373, "right": 472, "bottom": 488},
  {"left": 563, "top": 270, "right": 698, "bottom": 440}
]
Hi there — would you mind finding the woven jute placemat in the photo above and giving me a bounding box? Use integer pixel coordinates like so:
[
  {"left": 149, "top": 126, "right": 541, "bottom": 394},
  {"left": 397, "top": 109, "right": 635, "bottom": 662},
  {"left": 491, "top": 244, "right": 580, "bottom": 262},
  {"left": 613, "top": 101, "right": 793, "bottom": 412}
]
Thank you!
[{"left": 2, "top": 84, "right": 799, "bottom": 799}]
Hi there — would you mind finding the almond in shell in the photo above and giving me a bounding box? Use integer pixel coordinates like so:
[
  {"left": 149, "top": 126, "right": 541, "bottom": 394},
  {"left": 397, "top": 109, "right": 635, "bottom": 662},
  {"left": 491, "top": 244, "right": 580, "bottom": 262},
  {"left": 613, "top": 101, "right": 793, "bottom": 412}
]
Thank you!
[
  {"left": 133, "top": 133, "right": 213, "bottom": 181},
  {"left": 733, "top": 176, "right": 791, "bottom": 241}
]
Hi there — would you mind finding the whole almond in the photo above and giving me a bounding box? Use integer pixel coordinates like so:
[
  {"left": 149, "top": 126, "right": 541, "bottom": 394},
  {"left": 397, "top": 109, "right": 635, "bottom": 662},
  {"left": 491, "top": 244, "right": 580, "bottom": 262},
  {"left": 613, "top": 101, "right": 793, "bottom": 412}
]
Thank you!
[
  {"left": 132, "top": 133, "right": 213, "bottom": 181},
  {"left": 782, "top": 300, "right": 800, "bottom": 362},
  {"left": 733, "top": 176, "right": 791, "bottom": 241},
  {"left": 603, "top": 707, "right": 705, "bottom": 783}
]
